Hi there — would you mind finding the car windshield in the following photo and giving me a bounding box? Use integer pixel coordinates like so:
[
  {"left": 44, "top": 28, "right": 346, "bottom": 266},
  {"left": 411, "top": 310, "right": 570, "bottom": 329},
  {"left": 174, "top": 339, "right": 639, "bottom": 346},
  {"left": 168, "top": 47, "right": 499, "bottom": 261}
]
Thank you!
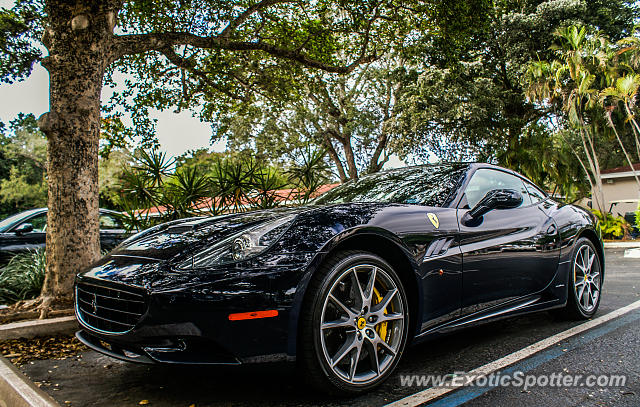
[
  {"left": 0, "top": 209, "right": 44, "bottom": 232},
  {"left": 313, "top": 164, "right": 469, "bottom": 207}
]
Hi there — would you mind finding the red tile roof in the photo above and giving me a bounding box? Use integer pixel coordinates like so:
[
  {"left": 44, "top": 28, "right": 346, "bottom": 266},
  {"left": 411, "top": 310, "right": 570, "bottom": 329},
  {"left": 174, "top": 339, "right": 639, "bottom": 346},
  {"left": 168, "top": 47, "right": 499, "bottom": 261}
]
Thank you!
[
  {"left": 601, "top": 163, "right": 640, "bottom": 174},
  {"left": 135, "top": 183, "right": 340, "bottom": 217}
]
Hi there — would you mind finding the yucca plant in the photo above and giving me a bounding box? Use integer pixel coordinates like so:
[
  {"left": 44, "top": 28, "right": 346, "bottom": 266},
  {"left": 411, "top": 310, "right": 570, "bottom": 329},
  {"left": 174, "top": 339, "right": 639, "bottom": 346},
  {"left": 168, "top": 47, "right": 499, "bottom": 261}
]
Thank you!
[
  {"left": 114, "top": 148, "right": 334, "bottom": 229},
  {"left": 287, "top": 146, "right": 331, "bottom": 204},
  {"left": 0, "top": 250, "right": 46, "bottom": 305},
  {"left": 249, "top": 166, "right": 288, "bottom": 209},
  {"left": 162, "top": 166, "right": 212, "bottom": 219},
  {"left": 208, "top": 156, "right": 258, "bottom": 214},
  {"left": 133, "top": 149, "right": 175, "bottom": 187}
]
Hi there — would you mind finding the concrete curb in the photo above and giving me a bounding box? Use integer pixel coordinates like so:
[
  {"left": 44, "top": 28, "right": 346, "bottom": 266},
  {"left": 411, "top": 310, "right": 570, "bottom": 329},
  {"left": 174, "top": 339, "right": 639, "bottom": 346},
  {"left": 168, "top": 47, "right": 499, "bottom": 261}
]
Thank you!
[
  {"left": 604, "top": 242, "right": 640, "bottom": 249},
  {"left": 0, "top": 356, "right": 59, "bottom": 407},
  {"left": 0, "top": 317, "right": 77, "bottom": 341}
]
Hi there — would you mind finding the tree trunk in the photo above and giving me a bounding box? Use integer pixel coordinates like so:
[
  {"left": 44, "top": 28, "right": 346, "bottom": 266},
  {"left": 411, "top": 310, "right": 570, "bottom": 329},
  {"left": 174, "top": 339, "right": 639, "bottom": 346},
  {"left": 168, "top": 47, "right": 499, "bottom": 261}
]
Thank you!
[
  {"left": 342, "top": 136, "right": 358, "bottom": 181},
  {"left": 38, "top": 2, "right": 117, "bottom": 316},
  {"left": 367, "top": 131, "right": 388, "bottom": 174},
  {"left": 323, "top": 136, "right": 348, "bottom": 183}
]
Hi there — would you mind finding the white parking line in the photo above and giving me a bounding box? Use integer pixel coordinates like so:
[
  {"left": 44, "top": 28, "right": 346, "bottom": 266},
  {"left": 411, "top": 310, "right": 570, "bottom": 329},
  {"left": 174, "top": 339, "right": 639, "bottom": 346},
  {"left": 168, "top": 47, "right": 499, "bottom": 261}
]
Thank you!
[
  {"left": 624, "top": 248, "right": 640, "bottom": 258},
  {"left": 386, "top": 299, "right": 640, "bottom": 407}
]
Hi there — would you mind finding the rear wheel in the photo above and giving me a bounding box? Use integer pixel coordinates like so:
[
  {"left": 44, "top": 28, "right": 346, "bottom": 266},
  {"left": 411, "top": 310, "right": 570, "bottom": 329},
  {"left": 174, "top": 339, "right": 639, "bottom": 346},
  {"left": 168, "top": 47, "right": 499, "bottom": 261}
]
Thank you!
[
  {"left": 299, "top": 251, "right": 409, "bottom": 394},
  {"left": 558, "top": 238, "right": 602, "bottom": 320}
]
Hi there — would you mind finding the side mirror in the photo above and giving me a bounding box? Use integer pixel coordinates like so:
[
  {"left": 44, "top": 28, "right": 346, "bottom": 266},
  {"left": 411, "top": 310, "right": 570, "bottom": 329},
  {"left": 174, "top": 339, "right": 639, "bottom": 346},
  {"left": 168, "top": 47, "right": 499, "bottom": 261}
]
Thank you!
[
  {"left": 14, "top": 223, "right": 34, "bottom": 235},
  {"left": 462, "top": 189, "right": 523, "bottom": 225}
]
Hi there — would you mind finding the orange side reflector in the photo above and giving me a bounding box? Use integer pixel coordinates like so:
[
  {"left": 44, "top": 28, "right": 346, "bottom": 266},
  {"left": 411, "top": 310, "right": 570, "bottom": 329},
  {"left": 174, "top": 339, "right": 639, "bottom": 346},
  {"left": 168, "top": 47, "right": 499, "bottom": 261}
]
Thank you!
[{"left": 228, "top": 310, "right": 279, "bottom": 321}]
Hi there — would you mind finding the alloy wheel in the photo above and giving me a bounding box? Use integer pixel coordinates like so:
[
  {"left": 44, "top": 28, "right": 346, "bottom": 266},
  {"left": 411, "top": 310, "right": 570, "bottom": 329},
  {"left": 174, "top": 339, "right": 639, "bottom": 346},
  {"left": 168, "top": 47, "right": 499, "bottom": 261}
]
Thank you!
[
  {"left": 319, "top": 263, "right": 405, "bottom": 385},
  {"left": 573, "top": 244, "right": 601, "bottom": 313}
]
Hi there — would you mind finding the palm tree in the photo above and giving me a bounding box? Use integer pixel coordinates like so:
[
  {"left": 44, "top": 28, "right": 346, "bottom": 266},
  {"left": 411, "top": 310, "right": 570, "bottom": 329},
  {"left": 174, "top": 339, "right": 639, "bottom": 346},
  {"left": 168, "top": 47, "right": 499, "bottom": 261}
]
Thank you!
[
  {"left": 526, "top": 25, "right": 640, "bottom": 210},
  {"left": 601, "top": 75, "right": 640, "bottom": 159},
  {"left": 526, "top": 26, "right": 607, "bottom": 211}
]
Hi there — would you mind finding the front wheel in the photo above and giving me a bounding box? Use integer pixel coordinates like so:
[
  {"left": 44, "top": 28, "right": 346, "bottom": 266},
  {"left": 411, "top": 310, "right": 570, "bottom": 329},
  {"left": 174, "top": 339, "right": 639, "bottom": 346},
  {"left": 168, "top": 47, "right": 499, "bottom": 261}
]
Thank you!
[{"left": 299, "top": 251, "right": 409, "bottom": 394}]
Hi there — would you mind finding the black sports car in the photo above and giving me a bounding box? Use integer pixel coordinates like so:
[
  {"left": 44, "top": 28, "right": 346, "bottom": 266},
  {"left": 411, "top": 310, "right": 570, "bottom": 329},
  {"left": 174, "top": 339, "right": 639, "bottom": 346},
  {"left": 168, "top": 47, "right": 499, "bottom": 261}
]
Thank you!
[
  {"left": 74, "top": 163, "right": 603, "bottom": 393},
  {"left": 0, "top": 208, "right": 129, "bottom": 265}
]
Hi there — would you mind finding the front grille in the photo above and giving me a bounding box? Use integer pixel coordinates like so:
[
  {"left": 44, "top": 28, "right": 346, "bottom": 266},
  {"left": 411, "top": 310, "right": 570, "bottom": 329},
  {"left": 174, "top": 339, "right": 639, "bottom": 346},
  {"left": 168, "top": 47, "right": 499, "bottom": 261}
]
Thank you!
[{"left": 75, "top": 282, "right": 147, "bottom": 333}]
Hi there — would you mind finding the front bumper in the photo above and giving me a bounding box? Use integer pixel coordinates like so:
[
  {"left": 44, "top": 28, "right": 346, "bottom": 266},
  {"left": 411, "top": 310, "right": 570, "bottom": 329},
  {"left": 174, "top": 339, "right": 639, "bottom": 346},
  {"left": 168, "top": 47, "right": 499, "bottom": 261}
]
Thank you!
[
  {"left": 76, "top": 329, "right": 243, "bottom": 364},
  {"left": 74, "top": 259, "right": 310, "bottom": 365}
]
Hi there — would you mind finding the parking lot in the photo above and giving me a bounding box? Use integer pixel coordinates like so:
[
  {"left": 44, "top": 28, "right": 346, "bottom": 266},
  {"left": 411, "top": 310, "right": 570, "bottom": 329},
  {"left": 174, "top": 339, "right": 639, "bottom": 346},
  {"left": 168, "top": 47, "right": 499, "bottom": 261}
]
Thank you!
[{"left": 19, "top": 249, "right": 640, "bottom": 407}]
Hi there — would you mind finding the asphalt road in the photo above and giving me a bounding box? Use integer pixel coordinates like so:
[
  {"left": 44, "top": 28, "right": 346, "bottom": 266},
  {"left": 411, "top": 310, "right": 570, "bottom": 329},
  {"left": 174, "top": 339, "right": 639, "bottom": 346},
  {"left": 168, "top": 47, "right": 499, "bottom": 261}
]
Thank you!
[{"left": 20, "top": 249, "right": 640, "bottom": 407}]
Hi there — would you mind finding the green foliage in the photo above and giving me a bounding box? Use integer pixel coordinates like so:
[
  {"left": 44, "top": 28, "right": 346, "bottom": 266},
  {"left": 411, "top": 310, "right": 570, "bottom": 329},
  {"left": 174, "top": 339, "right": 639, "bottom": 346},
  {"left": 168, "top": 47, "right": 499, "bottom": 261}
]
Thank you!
[
  {"left": 0, "top": 113, "right": 47, "bottom": 218},
  {"left": 0, "top": 249, "right": 45, "bottom": 305},
  {"left": 99, "top": 149, "right": 134, "bottom": 210},
  {"left": 525, "top": 23, "right": 640, "bottom": 211},
  {"left": 217, "top": 59, "right": 409, "bottom": 181},
  {"left": 0, "top": 0, "right": 42, "bottom": 83},
  {"left": 116, "top": 147, "right": 330, "bottom": 231},
  {"left": 97, "top": 0, "right": 459, "bottom": 143},
  {"left": 592, "top": 210, "right": 630, "bottom": 239},
  {"left": 287, "top": 146, "right": 331, "bottom": 203},
  {"left": 0, "top": 113, "right": 136, "bottom": 215},
  {"left": 394, "top": 0, "right": 637, "bottom": 199}
]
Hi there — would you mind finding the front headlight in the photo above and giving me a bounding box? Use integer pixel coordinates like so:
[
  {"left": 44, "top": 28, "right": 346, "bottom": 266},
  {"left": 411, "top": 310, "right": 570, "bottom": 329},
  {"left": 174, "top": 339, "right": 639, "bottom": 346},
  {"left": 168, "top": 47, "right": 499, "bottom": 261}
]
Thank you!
[{"left": 180, "top": 214, "right": 296, "bottom": 269}]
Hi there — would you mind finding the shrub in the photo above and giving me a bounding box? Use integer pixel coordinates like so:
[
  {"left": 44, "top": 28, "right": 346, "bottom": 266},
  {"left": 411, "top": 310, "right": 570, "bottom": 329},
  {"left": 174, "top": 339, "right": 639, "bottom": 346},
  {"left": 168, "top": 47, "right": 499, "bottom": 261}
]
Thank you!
[
  {"left": 592, "top": 210, "right": 631, "bottom": 240},
  {"left": 116, "top": 148, "right": 331, "bottom": 231},
  {"left": 0, "top": 250, "right": 45, "bottom": 305}
]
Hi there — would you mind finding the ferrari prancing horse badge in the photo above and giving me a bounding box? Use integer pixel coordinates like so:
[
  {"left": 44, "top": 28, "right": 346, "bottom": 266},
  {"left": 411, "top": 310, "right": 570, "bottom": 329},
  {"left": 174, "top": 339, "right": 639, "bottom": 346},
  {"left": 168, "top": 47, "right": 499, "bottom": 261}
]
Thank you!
[{"left": 427, "top": 213, "right": 439, "bottom": 229}]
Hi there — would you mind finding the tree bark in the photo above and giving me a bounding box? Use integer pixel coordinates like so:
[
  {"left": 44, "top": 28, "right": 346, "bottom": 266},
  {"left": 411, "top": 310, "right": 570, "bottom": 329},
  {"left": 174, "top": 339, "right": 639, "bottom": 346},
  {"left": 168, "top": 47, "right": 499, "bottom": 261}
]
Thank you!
[
  {"left": 323, "top": 135, "right": 348, "bottom": 183},
  {"left": 367, "top": 131, "right": 388, "bottom": 174},
  {"left": 341, "top": 136, "right": 358, "bottom": 181},
  {"left": 35, "top": 0, "right": 376, "bottom": 317},
  {"left": 38, "top": 1, "right": 118, "bottom": 316}
]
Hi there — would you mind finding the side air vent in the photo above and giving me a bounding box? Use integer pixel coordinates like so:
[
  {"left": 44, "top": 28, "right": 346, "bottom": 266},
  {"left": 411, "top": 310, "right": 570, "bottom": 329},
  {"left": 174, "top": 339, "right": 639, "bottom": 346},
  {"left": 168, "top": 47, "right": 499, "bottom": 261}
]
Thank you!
[{"left": 424, "top": 237, "right": 454, "bottom": 258}]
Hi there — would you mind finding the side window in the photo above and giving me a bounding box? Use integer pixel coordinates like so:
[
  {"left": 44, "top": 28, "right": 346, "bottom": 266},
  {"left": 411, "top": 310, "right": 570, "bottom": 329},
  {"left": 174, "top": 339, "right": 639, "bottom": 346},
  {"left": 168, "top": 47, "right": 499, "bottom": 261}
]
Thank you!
[
  {"left": 20, "top": 213, "right": 47, "bottom": 232},
  {"left": 99, "top": 214, "right": 124, "bottom": 230},
  {"left": 523, "top": 180, "right": 547, "bottom": 204},
  {"left": 462, "top": 169, "right": 532, "bottom": 209}
]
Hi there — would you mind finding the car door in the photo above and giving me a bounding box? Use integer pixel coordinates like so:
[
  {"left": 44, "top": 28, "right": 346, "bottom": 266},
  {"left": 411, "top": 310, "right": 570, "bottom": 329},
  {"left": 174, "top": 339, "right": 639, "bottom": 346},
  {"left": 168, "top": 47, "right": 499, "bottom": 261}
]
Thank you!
[{"left": 457, "top": 169, "right": 559, "bottom": 316}]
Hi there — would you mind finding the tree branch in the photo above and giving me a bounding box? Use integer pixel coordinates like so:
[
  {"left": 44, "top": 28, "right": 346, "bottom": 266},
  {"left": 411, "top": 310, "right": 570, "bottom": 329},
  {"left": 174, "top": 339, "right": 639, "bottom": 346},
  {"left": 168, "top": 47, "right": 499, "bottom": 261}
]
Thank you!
[
  {"left": 159, "top": 47, "right": 246, "bottom": 101},
  {"left": 220, "top": 0, "right": 296, "bottom": 38},
  {"left": 114, "top": 32, "right": 375, "bottom": 73}
]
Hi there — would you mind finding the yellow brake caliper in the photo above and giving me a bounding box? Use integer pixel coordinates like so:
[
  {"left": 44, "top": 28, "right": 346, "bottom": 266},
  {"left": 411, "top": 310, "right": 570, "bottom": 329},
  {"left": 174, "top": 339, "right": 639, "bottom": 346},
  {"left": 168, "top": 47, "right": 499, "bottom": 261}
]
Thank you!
[{"left": 373, "top": 287, "right": 389, "bottom": 342}]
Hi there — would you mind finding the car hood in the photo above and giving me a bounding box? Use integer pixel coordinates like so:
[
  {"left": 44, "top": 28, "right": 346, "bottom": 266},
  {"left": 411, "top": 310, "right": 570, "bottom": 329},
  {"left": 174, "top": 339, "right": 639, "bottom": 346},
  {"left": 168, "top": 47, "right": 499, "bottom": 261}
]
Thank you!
[
  {"left": 78, "top": 206, "right": 317, "bottom": 289},
  {"left": 108, "top": 206, "right": 311, "bottom": 261}
]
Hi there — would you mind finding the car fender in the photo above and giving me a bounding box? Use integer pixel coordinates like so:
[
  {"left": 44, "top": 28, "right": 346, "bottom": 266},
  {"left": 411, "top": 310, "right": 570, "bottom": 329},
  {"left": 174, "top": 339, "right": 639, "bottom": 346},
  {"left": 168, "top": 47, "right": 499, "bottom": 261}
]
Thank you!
[{"left": 285, "top": 225, "right": 423, "bottom": 356}]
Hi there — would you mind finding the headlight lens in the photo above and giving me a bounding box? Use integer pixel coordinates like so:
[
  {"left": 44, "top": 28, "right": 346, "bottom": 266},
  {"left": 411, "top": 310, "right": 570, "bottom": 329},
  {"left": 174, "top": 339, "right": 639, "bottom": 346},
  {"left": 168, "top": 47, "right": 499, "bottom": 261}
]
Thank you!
[{"left": 181, "top": 214, "right": 296, "bottom": 268}]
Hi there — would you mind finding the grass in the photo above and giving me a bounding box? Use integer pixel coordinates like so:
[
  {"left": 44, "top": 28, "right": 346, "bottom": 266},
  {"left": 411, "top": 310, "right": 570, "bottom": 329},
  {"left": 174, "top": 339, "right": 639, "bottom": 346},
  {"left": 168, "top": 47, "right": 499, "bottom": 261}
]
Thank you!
[{"left": 0, "top": 250, "right": 46, "bottom": 305}]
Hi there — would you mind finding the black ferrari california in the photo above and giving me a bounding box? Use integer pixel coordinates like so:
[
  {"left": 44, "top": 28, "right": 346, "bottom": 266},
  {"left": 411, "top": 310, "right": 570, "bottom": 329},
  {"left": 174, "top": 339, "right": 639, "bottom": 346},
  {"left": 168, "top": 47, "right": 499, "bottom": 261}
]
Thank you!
[{"left": 74, "top": 163, "right": 603, "bottom": 393}]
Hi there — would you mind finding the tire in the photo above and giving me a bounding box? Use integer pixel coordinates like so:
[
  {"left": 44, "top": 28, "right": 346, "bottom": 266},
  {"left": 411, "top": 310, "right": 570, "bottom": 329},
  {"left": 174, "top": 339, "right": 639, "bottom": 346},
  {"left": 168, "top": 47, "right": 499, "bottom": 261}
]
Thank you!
[
  {"left": 557, "top": 237, "right": 603, "bottom": 320},
  {"left": 299, "top": 250, "right": 409, "bottom": 395}
]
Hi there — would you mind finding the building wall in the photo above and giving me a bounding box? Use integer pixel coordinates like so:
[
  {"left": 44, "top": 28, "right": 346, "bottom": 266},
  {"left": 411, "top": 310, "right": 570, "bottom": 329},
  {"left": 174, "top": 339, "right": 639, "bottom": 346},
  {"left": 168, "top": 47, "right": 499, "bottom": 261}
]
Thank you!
[{"left": 600, "top": 177, "right": 640, "bottom": 215}]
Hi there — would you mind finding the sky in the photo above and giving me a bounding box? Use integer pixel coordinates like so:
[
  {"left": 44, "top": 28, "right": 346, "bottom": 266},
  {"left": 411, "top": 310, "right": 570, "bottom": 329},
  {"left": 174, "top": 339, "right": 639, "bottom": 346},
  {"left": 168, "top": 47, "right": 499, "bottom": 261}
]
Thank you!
[
  {"left": 0, "top": 0, "right": 405, "bottom": 168},
  {"left": 0, "top": 0, "right": 227, "bottom": 158},
  {"left": 0, "top": 57, "right": 223, "bottom": 158}
]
